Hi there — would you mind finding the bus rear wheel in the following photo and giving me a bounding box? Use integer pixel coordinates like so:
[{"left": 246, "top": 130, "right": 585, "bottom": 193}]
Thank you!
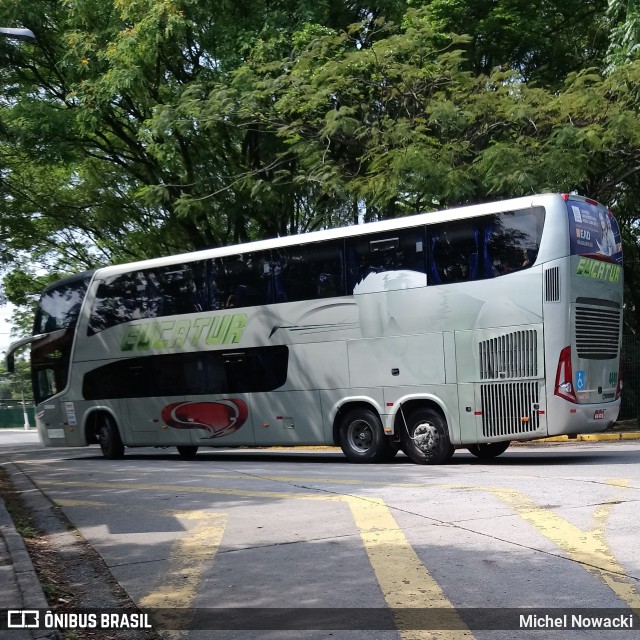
[
  {"left": 400, "top": 408, "right": 454, "bottom": 465},
  {"left": 177, "top": 445, "right": 199, "bottom": 459},
  {"left": 339, "top": 409, "right": 391, "bottom": 463},
  {"left": 467, "top": 441, "right": 510, "bottom": 459},
  {"left": 97, "top": 414, "right": 124, "bottom": 460}
]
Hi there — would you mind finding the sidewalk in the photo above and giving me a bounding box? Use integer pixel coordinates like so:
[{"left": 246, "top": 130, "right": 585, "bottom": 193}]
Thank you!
[{"left": 0, "top": 493, "right": 50, "bottom": 640}]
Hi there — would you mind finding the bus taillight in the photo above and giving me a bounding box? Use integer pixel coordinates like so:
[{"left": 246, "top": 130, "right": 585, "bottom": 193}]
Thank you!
[
  {"left": 615, "top": 361, "right": 623, "bottom": 400},
  {"left": 555, "top": 346, "right": 577, "bottom": 403}
]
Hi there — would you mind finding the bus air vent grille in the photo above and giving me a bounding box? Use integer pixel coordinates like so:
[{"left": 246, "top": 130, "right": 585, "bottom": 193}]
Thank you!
[
  {"left": 479, "top": 330, "right": 538, "bottom": 380},
  {"left": 575, "top": 304, "right": 620, "bottom": 360},
  {"left": 480, "top": 382, "right": 540, "bottom": 438},
  {"left": 545, "top": 266, "right": 560, "bottom": 302}
]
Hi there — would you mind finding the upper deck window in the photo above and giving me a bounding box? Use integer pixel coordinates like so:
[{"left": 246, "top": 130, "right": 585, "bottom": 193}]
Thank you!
[
  {"left": 347, "top": 227, "right": 426, "bottom": 293},
  {"left": 88, "top": 262, "right": 207, "bottom": 335},
  {"left": 484, "top": 207, "right": 545, "bottom": 277},
  {"left": 428, "top": 207, "right": 545, "bottom": 284}
]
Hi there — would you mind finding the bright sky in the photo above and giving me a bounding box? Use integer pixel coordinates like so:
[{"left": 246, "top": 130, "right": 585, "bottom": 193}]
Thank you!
[{"left": 0, "top": 303, "right": 16, "bottom": 358}]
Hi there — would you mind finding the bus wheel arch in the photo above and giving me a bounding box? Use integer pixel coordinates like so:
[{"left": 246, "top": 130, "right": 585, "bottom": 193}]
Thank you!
[
  {"left": 333, "top": 402, "right": 392, "bottom": 463},
  {"left": 87, "top": 410, "right": 124, "bottom": 459},
  {"left": 395, "top": 400, "right": 454, "bottom": 465},
  {"left": 84, "top": 411, "right": 101, "bottom": 445}
]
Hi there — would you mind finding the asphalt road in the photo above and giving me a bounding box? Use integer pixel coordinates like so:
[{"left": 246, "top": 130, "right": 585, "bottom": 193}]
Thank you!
[{"left": 2, "top": 431, "right": 640, "bottom": 639}]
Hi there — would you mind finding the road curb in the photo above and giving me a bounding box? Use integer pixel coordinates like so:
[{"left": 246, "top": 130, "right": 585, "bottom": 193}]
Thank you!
[
  {"left": 274, "top": 432, "right": 640, "bottom": 449},
  {"left": 538, "top": 431, "right": 640, "bottom": 443},
  {"left": 0, "top": 467, "right": 52, "bottom": 640}
]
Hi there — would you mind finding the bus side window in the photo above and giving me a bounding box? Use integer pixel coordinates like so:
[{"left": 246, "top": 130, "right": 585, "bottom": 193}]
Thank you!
[
  {"left": 153, "top": 262, "right": 206, "bottom": 316},
  {"left": 270, "top": 240, "right": 345, "bottom": 303},
  {"left": 89, "top": 272, "right": 148, "bottom": 334},
  {"left": 223, "top": 253, "right": 268, "bottom": 308},
  {"left": 190, "top": 352, "right": 227, "bottom": 395},
  {"left": 206, "top": 259, "right": 228, "bottom": 310},
  {"left": 483, "top": 208, "right": 544, "bottom": 277},
  {"left": 222, "top": 347, "right": 289, "bottom": 393},
  {"left": 347, "top": 227, "right": 425, "bottom": 293},
  {"left": 429, "top": 222, "right": 478, "bottom": 285}
]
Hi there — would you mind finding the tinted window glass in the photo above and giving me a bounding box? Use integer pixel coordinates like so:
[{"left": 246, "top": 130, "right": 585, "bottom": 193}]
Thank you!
[
  {"left": 428, "top": 207, "right": 545, "bottom": 285},
  {"left": 89, "top": 270, "right": 150, "bottom": 335},
  {"left": 483, "top": 207, "right": 545, "bottom": 277},
  {"left": 153, "top": 263, "right": 207, "bottom": 315},
  {"left": 207, "top": 258, "right": 229, "bottom": 310},
  {"left": 429, "top": 221, "right": 478, "bottom": 284},
  {"left": 347, "top": 227, "right": 426, "bottom": 293},
  {"left": 222, "top": 253, "right": 269, "bottom": 308},
  {"left": 88, "top": 262, "right": 206, "bottom": 335},
  {"left": 31, "top": 330, "right": 75, "bottom": 404},
  {"left": 82, "top": 346, "right": 289, "bottom": 400},
  {"left": 270, "top": 241, "right": 345, "bottom": 302},
  {"left": 34, "top": 274, "right": 91, "bottom": 334}
]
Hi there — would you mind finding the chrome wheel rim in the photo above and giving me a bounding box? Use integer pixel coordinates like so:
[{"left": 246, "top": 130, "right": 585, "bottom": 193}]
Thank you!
[
  {"left": 413, "top": 421, "right": 440, "bottom": 453},
  {"left": 347, "top": 420, "right": 374, "bottom": 453}
]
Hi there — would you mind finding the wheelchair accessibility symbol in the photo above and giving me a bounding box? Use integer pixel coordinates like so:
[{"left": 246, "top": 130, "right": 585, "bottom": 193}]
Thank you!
[{"left": 576, "top": 370, "right": 586, "bottom": 391}]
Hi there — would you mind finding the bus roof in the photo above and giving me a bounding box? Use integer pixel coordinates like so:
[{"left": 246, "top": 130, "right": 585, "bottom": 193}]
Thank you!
[
  {"left": 81, "top": 193, "right": 576, "bottom": 281},
  {"left": 41, "top": 270, "right": 96, "bottom": 294}
]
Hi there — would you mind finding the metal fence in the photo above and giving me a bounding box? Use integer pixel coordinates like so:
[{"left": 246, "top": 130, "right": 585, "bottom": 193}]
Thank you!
[
  {"left": 620, "top": 334, "right": 640, "bottom": 422},
  {"left": 0, "top": 403, "right": 35, "bottom": 428}
]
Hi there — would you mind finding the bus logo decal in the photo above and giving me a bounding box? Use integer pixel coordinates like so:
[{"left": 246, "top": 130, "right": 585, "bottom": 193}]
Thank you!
[
  {"left": 576, "top": 257, "right": 621, "bottom": 282},
  {"left": 121, "top": 313, "right": 247, "bottom": 351},
  {"left": 161, "top": 399, "right": 249, "bottom": 438}
]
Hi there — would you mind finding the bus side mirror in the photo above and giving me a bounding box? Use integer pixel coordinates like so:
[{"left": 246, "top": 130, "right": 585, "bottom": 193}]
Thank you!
[{"left": 4, "top": 333, "right": 47, "bottom": 374}]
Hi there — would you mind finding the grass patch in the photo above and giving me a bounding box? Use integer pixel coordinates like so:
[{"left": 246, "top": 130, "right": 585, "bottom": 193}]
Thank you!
[{"left": 0, "top": 466, "right": 40, "bottom": 538}]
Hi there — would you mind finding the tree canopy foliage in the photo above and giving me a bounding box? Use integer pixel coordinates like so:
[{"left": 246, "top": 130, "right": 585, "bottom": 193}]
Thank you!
[{"left": 1, "top": 0, "right": 640, "bottom": 332}]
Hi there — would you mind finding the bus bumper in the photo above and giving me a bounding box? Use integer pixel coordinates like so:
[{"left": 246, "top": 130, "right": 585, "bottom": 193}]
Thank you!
[
  {"left": 36, "top": 413, "right": 86, "bottom": 447},
  {"left": 546, "top": 396, "right": 620, "bottom": 436}
]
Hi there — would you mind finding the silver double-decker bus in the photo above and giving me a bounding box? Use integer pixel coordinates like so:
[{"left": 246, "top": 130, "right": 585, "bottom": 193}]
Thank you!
[{"left": 7, "top": 193, "right": 623, "bottom": 463}]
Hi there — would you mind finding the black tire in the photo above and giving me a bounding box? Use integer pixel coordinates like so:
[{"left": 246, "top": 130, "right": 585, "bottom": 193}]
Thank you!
[
  {"left": 177, "top": 445, "right": 199, "bottom": 459},
  {"left": 339, "top": 409, "right": 392, "bottom": 463},
  {"left": 400, "top": 408, "right": 454, "bottom": 465},
  {"left": 97, "top": 414, "right": 125, "bottom": 460},
  {"left": 380, "top": 440, "right": 400, "bottom": 462},
  {"left": 467, "top": 441, "right": 510, "bottom": 459}
]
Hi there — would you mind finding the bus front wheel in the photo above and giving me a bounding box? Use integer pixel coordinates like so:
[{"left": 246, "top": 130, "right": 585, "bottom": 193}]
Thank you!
[
  {"left": 467, "top": 441, "right": 510, "bottom": 459},
  {"left": 97, "top": 415, "right": 125, "bottom": 460},
  {"left": 339, "top": 409, "right": 391, "bottom": 463},
  {"left": 400, "top": 408, "right": 454, "bottom": 465},
  {"left": 177, "top": 445, "right": 199, "bottom": 459}
]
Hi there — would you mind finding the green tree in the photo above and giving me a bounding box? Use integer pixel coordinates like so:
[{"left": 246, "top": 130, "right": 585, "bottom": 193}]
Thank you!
[
  {"left": 3, "top": 0, "right": 640, "bottom": 337},
  {"left": 0, "top": 357, "right": 32, "bottom": 401},
  {"left": 422, "top": 0, "right": 610, "bottom": 85},
  {"left": 606, "top": 0, "right": 640, "bottom": 71},
  {"left": 0, "top": 1, "right": 411, "bottom": 300}
]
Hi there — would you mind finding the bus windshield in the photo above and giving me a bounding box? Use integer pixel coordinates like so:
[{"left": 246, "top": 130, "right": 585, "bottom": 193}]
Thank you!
[
  {"left": 34, "top": 273, "right": 92, "bottom": 334},
  {"left": 32, "top": 273, "right": 92, "bottom": 404}
]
